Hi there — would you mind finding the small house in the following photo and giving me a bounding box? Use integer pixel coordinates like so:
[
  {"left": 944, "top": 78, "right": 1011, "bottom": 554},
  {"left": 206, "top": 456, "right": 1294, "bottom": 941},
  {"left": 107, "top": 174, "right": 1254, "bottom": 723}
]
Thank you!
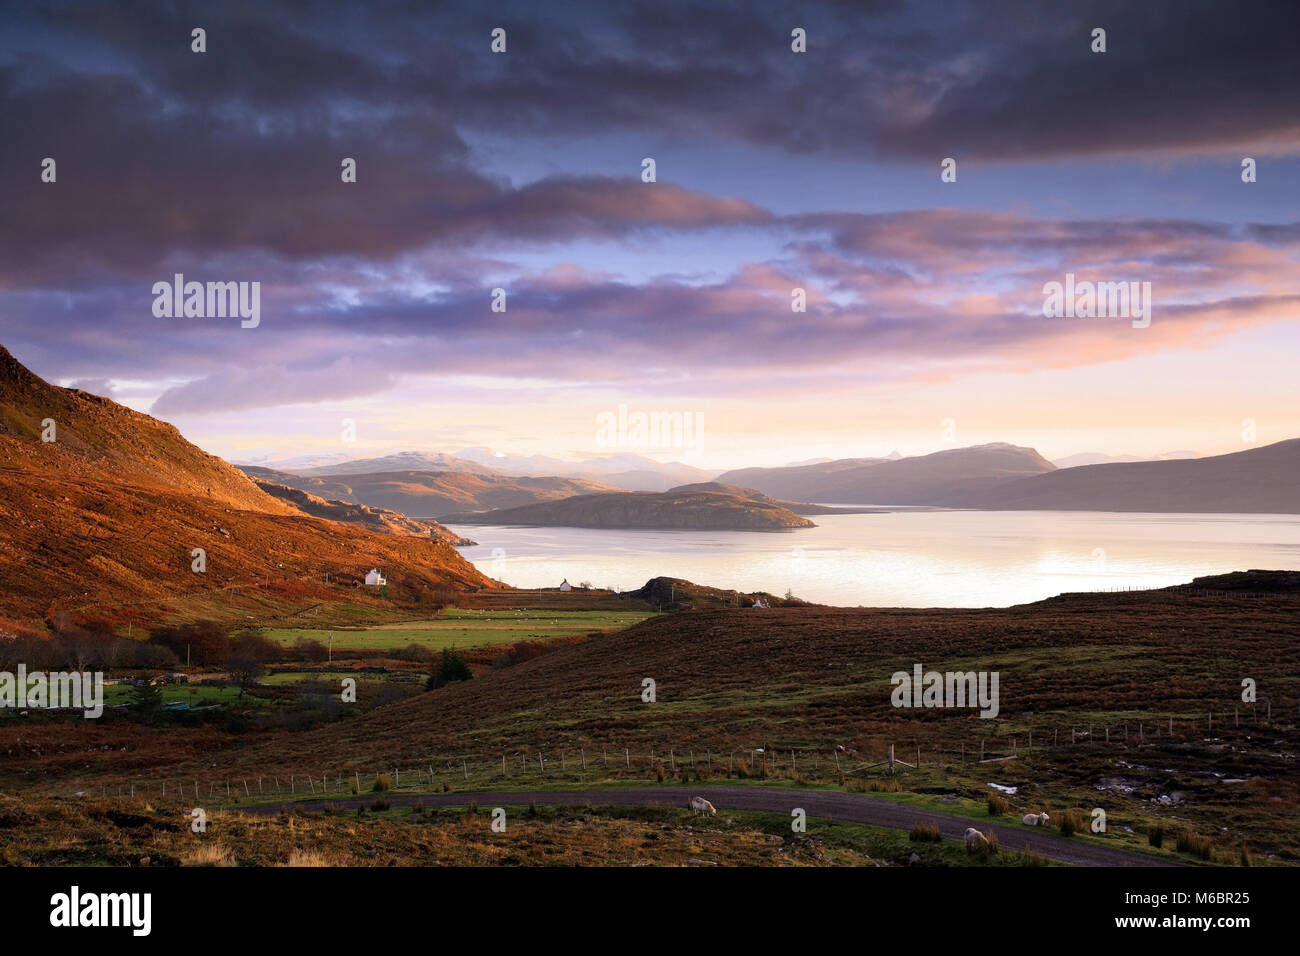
[
  {"left": 365, "top": 569, "right": 387, "bottom": 587},
  {"left": 559, "top": 578, "right": 572, "bottom": 592}
]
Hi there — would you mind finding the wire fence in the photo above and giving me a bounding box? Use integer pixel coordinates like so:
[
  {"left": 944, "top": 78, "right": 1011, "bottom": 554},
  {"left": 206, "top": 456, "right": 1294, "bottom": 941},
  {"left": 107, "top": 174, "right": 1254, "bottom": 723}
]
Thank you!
[{"left": 75, "top": 704, "right": 1290, "bottom": 807}]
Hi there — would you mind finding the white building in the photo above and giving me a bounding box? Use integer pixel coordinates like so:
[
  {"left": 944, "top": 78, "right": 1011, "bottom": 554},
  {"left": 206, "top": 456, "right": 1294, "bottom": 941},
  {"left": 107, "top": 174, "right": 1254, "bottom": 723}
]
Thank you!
[
  {"left": 365, "top": 569, "right": 387, "bottom": 586},
  {"left": 559, "top": 578, "right": 572, "bottom": 592}
]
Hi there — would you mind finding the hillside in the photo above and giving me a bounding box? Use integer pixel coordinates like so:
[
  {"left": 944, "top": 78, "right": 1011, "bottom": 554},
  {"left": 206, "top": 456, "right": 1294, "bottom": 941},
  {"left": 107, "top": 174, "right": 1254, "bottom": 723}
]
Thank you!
[
  {"left": 946, "top": 439, "right": 1300, "bottom": 513},
  {"left": 0, "top": 346, "right": 296, "bottom": 515},
  {"left": 250, "top": 479, "right": 475, "bottom": 544},
  {"left": 238, "top": 466, "right": 620, "bottom": 516},
  {"left": 718, "top": 444, "right": 1055, "bottom": 504},
  {"left": 0, "top": 345, "right": 495, "bottom": 627},
  {"left": 441, "top": 487, "right": 817, "bottom": 530},
  {"left": 668, "top": 481, "right": 885, "bottom": 516}
]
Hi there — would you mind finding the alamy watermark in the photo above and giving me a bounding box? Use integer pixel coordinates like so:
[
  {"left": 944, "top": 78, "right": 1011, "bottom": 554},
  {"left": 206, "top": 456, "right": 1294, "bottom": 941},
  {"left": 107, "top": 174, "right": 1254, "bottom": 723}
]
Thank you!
[
  {"left": 0, "top": 665, "right": 103, "bottom": 718},
  {"left": 152, "top": 273, "right": 260, "bottom": 328},
  {"left": 1042, "top": 273, "right": 1151, "bottom": 328},
  {"left": 890, "top": 663, "right": 999, "bottom": 718},
  {"left": 595, "top": 403, "right": 703, "bottom": 451}
]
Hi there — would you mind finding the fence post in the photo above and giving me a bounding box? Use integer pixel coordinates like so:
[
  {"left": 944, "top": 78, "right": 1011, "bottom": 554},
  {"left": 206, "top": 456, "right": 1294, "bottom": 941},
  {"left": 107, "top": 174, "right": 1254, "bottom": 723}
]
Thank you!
[{"left": 625, "top": 748, "right": 630, "bottom": 769}]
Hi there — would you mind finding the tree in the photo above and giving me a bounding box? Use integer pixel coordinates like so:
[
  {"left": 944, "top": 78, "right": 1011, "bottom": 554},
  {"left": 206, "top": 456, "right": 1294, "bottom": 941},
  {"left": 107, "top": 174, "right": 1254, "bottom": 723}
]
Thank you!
[
  {"left": 226, "top": 655, "right": 266, "bottom": 693},
  {"left": 130, "top": 680, "right": 163, "bottom": 717},
  {"left": 426, "top": 649, "right": 472, "bottom": 690}
]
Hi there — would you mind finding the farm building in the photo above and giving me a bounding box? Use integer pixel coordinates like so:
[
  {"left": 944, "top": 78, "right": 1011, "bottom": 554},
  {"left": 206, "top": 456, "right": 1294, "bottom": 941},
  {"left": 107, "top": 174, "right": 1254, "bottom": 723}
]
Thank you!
[
  {"left": 364, "top": 569, "right": 387, "bottom": 586},
  {"left": 559, "top": 578, "right": 572, "bottom": 591}
]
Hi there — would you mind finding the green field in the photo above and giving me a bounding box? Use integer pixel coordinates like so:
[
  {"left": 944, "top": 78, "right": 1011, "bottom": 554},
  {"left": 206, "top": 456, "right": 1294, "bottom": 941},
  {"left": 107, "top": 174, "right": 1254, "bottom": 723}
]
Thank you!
[
  {"left": 101, "top": 683, "right": 252, "bottom": 707},
  {"left": 258, "top": 608, "right": 655, "bottom": 651}
]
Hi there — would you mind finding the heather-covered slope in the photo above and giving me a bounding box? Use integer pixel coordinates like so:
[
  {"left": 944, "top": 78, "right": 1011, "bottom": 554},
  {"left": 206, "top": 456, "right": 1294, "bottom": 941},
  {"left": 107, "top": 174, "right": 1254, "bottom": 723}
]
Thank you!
[{"left": 0, "top": 345, "right": 494, "bottom": 626}]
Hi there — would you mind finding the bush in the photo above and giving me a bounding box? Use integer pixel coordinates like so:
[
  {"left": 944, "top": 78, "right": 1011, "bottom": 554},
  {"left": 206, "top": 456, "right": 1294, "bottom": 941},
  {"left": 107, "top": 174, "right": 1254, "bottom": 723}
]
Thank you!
[
  {"left": 372, "top": 773, "right": 391, "bottom": 793},
  {"left": 1057, "top": 809, "right": 1086, "bottom": 837},
  {"left": 370, "top": 798, "right": 390, "bottom": 812},
  {"left": 1148, "top": 823, "right": 1164, "bottom": 848},
  {"left": 909, "top": 822, "right": 942, "bottom": 842},
  {"left": 987, "top": 793, "right": 1012, "bottom": 816},
  {"left": 290, "top": 638, "right": 329, "bottom": 662},
  {"left": 148, "top": 621, "right": 230, "bottom": 666},
  {"left": 426, "top": 649, "right": 472, "bottom": 689},
  {"left": 1176, "top": 830, "right": 1214, "bottom": 860}
]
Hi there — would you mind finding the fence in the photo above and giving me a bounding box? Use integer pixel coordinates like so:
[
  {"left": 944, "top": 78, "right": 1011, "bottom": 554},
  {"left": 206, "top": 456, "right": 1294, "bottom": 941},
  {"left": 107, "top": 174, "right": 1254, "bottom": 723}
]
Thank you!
[{"left": 74, "top": 704, "right": 1289, "bottom": 806}]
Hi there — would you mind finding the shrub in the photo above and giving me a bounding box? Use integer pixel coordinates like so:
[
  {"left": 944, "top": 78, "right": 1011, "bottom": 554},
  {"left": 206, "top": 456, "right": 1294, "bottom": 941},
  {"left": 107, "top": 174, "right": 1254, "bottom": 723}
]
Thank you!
[
  {"left": 370, "top": 798, "right": 390, "bottom": 812},
  {"left": 1057, "top": 809, "right": 1086, "bottom": 837},
  {"left": 987, "top": 793, "right": 1012, "bottom": 816},
  {"left": 909, "top": 822, "right": 942, "bottom": 842},
  {"left": 1148, "top": 823, "right": 1164, "bottom": 848},
  {"left": 426, "top": 649, "right": 472, "bottom": 689},
  {"left": 1176, "top": 830, "right": 1214, "bottom": 860},
  {"left": 1019, "top": 847, "right": 1046, "bottom": 866},
  {"left": 290, "top": 638, "right": 329, "bottom": 662},
  {"left": 372, "top": 773, "right": 391, "bottom": 793}
]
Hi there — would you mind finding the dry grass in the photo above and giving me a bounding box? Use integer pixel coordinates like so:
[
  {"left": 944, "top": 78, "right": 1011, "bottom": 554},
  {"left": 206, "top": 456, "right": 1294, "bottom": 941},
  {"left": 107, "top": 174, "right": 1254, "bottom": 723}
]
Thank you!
[{"left": 181, "top": 842, "right": 236, "bottom": 867}]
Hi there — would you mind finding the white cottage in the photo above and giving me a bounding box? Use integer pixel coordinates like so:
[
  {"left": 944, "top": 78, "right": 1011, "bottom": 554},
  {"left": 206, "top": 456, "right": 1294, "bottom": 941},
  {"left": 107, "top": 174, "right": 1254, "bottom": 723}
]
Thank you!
[
  {"left": 559, "top": 578, "right": 572, "bottom": 592},
  {"left": 365, "top": 569, "right": 387, "bottom": 586}
]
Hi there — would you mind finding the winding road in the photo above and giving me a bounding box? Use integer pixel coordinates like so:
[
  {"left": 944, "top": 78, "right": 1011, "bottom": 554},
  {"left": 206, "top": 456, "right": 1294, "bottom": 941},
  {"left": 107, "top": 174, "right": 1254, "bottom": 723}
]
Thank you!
[{"left": 247, "top": 785, "right": 1181, "bottom": 866}]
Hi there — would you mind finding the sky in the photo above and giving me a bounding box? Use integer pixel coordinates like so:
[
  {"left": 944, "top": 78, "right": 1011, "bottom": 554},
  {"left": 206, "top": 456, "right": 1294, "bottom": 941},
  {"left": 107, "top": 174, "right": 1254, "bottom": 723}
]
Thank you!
[{"left": 1, "top": 0, "right": 1298, "bottom": 470}]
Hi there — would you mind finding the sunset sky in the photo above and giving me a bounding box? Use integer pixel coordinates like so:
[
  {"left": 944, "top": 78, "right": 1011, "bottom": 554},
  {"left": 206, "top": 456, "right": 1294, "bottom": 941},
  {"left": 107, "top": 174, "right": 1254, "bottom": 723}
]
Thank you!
[{"left": 2, "top": 0, "right": 1298, "bottom": 470}]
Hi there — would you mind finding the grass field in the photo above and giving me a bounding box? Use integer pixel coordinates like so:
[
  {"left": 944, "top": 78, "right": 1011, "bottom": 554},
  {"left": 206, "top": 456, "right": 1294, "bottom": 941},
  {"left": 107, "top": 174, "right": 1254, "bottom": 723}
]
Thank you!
[{"left": 258, "top": 608, "right": 656, "bottom": 652}]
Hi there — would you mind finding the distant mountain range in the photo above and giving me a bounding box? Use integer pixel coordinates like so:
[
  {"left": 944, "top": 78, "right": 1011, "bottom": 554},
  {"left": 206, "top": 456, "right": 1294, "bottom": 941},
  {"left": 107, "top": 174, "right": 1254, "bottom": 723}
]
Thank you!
[
  {"left": 238, "top": 466, "right": 621, "bottom": 517},
  {"left": 238, "top": 438, "right": 1300, "bottom": 520},
  {"left": 722, "top": 440, "right": 1298, "bottom": 513},
  {"left": 947, "top": 440, "right": 1300, "bottom": 513},
  {"left": 1052, "top": 450, "right": 1200, "bottom": 469},
  {"left": 244, "top": 447, "right": 717, "bottom": 492},
  {"left": 719, "top": 443, "right": 1057, "bottom": 505}
]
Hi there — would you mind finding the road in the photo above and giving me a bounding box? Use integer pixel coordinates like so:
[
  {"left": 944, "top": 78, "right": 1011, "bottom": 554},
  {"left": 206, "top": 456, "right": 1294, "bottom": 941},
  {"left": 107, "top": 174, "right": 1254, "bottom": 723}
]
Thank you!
[{"left": 246, "top": 784, "right": 1181, "bottom": 866}]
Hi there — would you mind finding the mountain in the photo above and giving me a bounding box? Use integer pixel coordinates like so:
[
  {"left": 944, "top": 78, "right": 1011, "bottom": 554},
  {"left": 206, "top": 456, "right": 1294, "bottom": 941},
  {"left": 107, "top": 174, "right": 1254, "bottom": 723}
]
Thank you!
[
  {"left": 441, "top": 485, "right": 817, "bottom": 531},
  {"left": 250, "top": 479, "right": 475, "bottom": 544},
  {"left": 237, "top": 466, "right": 621, "bottom": 516},
  {"left": 297, "top": 451, "right": 496, "bottom": 477},
  {"left": 454, "top": 447, "right": 717, "bottom": 491},
  {"left": 0, "top": 345, "right": 493, "bottom": 626},
  {"left": 666, "top": 481, "right": 884, "bottom": 516},
  {"left": 718, "top": 443, "right": 1055, "bottom": 504},
  {"left": 1053, "top": 450, "right": 1201, "bottom": 469},
  {"left": 947, "top": 439, "right": 1300, "bottom": 513},
  {"left": 0, "top": 346, "right": 296, "bottom": 515}
]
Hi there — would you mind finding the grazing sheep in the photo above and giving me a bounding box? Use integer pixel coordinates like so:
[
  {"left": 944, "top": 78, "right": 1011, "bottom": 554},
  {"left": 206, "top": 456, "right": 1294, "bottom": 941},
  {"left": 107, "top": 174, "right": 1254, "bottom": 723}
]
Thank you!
[
  {"left": 1022, "top": 811, "right": 1050, "bottom": 826},
  {"left": 964, "top": 827, "right": 989, "bottom": 848},
  {"left": 689, "top": 796, "right": 717, "bottom": 816}
]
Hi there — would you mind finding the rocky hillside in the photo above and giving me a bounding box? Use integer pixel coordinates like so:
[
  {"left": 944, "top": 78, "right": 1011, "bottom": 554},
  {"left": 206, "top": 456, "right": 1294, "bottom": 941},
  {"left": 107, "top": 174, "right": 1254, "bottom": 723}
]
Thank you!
[
  {"left": 0, "top": 345, "right": 494, "bottom": 627},
  {"left": 251, "top": 479, "right": 475, "bottom": 544}
]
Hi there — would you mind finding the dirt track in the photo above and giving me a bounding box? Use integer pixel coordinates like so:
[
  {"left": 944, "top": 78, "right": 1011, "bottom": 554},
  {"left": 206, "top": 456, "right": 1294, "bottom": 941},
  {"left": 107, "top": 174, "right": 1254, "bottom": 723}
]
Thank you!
[{"left": 248, "top": 785, "right": 1182, "bottom": 867}]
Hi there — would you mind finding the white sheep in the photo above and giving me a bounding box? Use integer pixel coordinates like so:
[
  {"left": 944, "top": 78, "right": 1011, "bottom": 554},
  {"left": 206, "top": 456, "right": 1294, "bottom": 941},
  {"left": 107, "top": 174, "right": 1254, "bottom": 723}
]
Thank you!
[
  {"left": 689, "top": 796, "right": 717, "bottom": 816},
  {"left": 1022, "top": 811, "right": 1049, "bottom": 826},
  {"left": 964, "top": 827, "right": 989, "bottom": 848}
]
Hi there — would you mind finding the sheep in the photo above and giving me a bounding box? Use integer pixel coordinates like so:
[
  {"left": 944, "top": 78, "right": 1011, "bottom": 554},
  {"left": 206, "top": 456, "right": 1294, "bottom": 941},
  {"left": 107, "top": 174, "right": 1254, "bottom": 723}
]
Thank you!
[
  {"left": 964, "top": 827, "right": 989, "bottom": 848},
  {"left": 689, "top": 796, "right": 717, "bottom": 816},
  {"left": 1022, "top": 811, "right": 1050, "bottom": 826}
]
